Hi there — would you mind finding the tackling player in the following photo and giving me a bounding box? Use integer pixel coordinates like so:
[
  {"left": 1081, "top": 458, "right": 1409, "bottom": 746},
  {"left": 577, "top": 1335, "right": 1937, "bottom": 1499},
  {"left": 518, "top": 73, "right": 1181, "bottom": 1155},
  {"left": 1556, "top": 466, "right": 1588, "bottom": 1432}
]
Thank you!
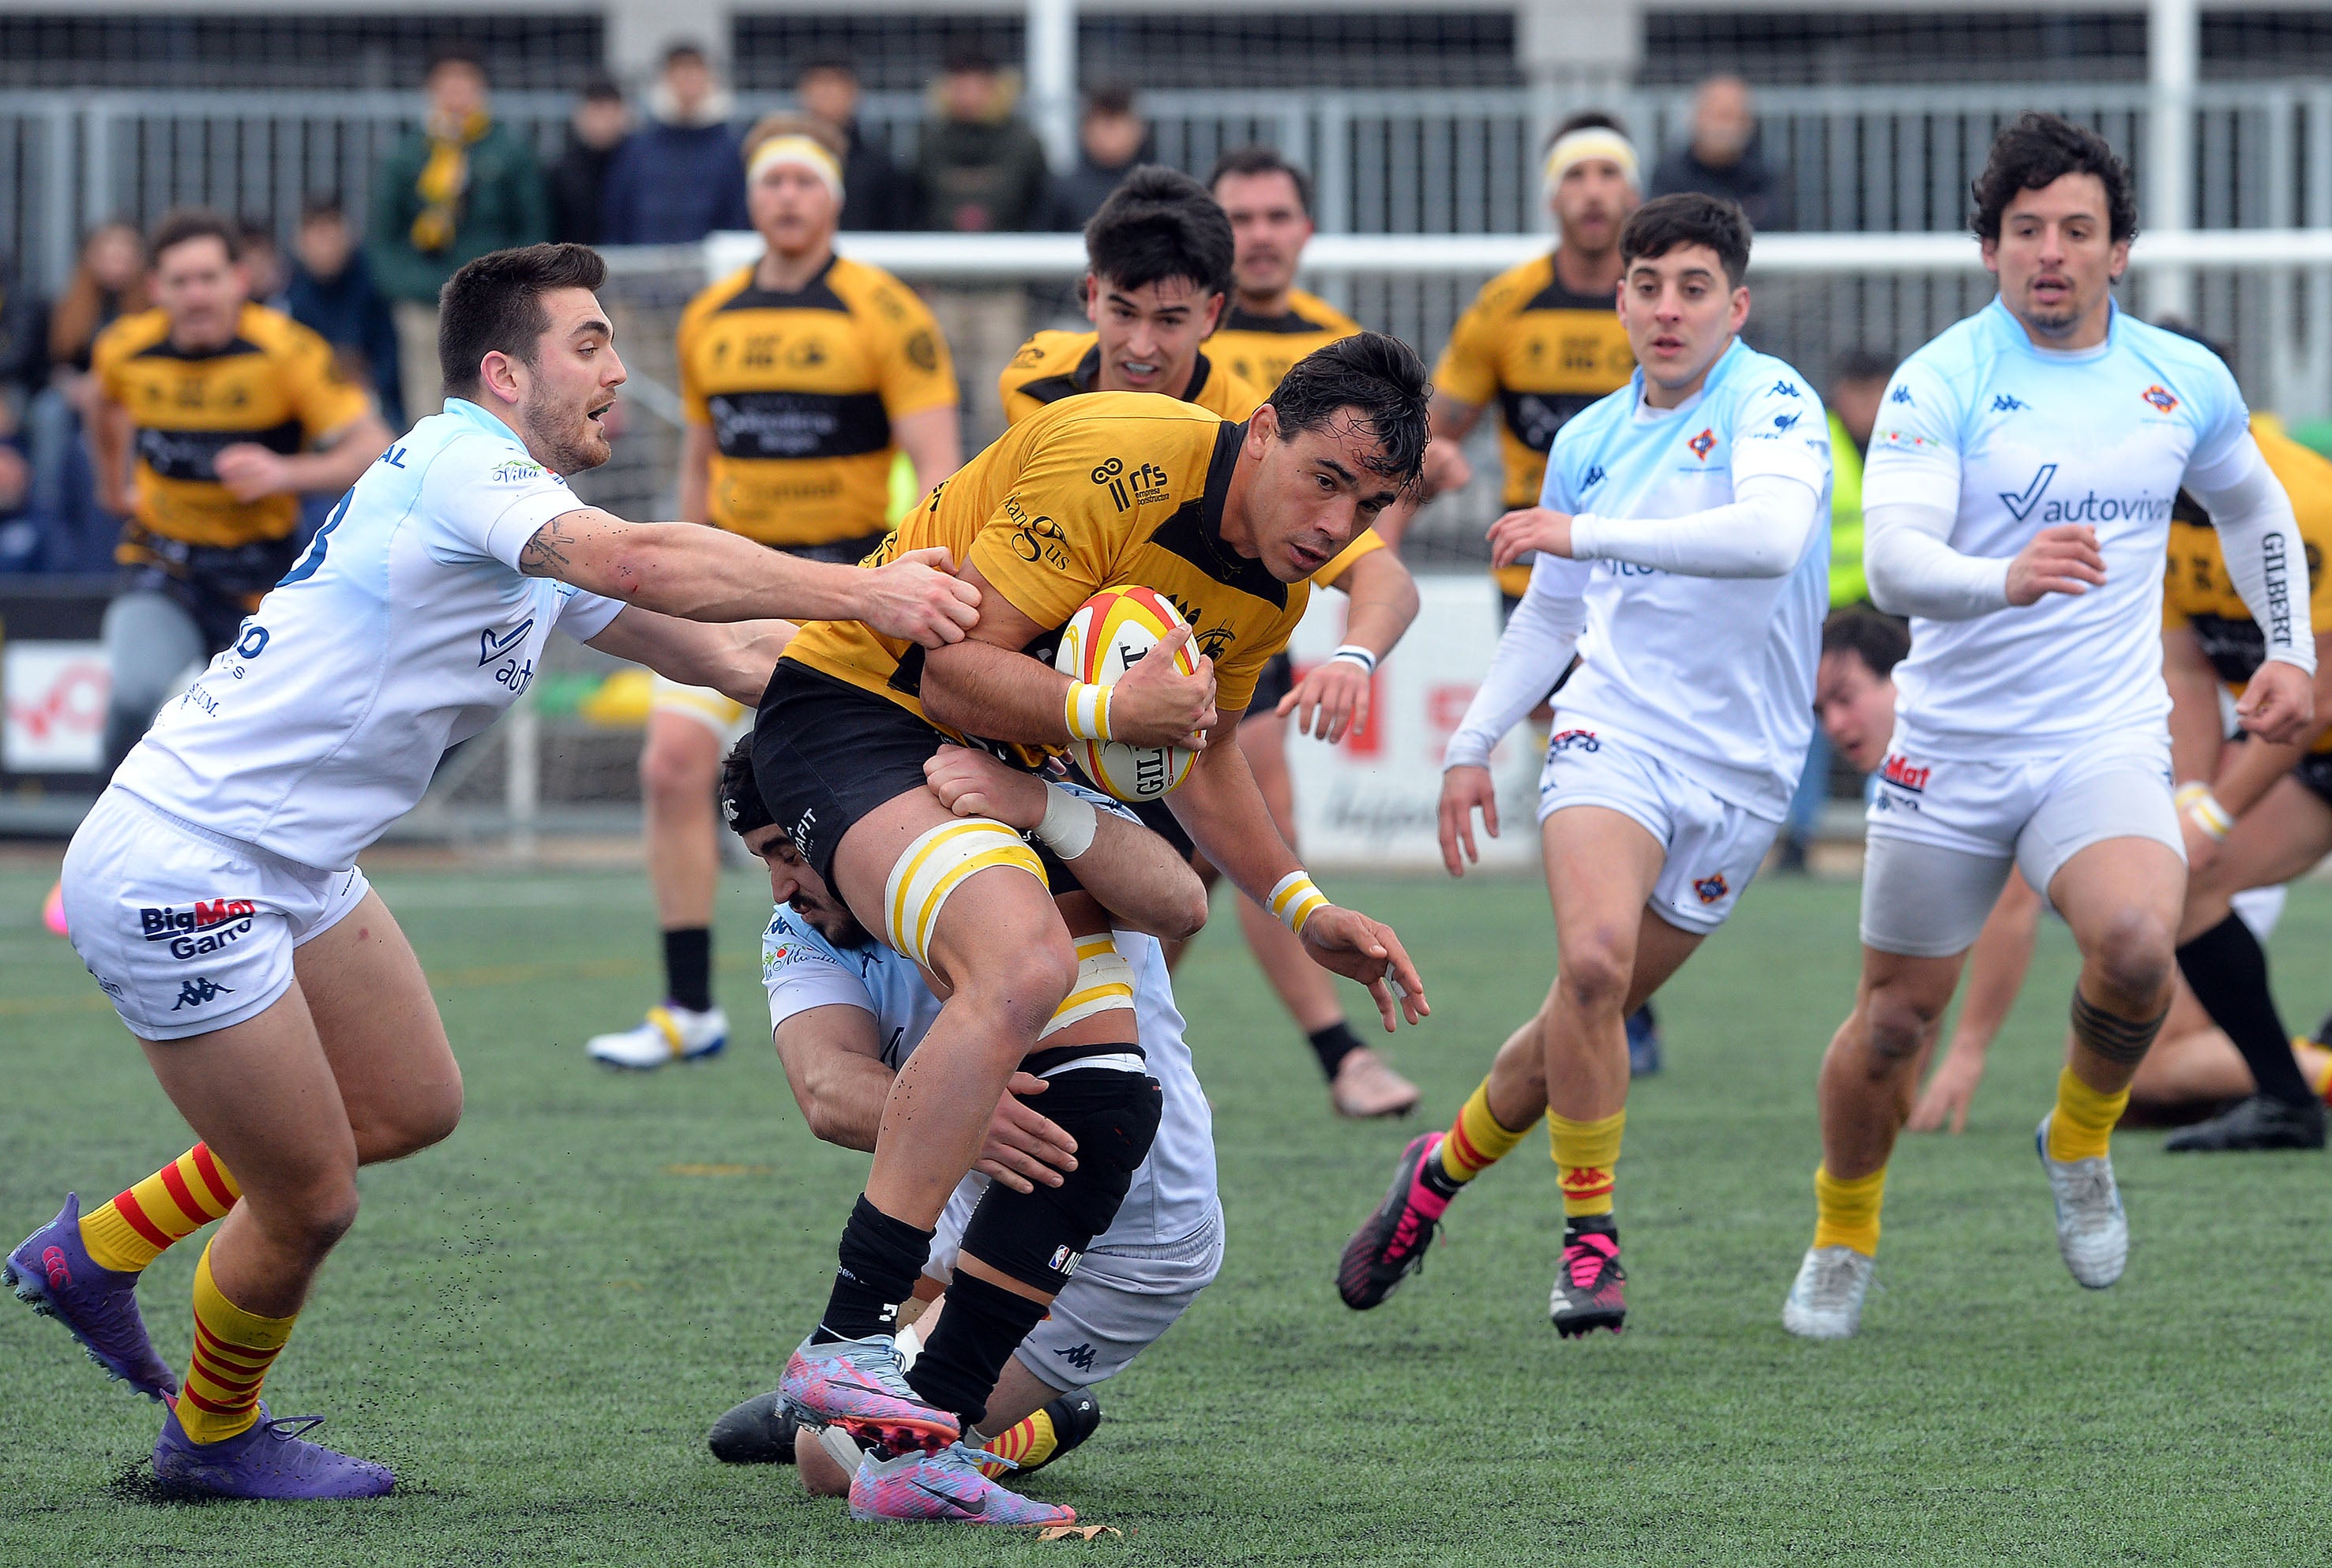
[
  {"left": 705, "top": 740, "right": 1221, "bottom": 1523},
  {"left": 88, "top": 208, "right": 392, "bottom": 771},
  {"left": 1003, "top": 166, "right": 1425, "bottom": 1116},
  {"left": 1781, "top": 114, "right": 2315, "bottom": 1340},
  {"left": 588, "top": 114, "right": 960, "bottom": 1071},
  {"left": 5, "top": 244, "right": 976, "bottom": 1498},
  {"left": 759, "top": 336, "right": 1430, "bottom": 1474},
  {"left": 1339, "top": 194, "right": 1833, "bottom": 1335}
]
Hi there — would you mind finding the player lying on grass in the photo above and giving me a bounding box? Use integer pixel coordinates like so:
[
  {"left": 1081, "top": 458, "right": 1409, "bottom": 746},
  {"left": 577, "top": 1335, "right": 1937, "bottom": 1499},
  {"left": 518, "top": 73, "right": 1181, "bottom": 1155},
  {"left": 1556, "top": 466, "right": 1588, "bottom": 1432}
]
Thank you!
[
  {"left": 4, "top": 242, "right": 976, "bottom": 1500},
  {"left": 1816, "top": 609, "right": 2331, "bottom": 1134},
  {"left": 1783, "top": 115, "right": 2315, "bottom": 1341},
  {"left": 758, "top": 335, "right": 1430, "bottom": 1510},
  {"left": 1339, "top": 193, "right": 1833, "bottom": 1336},
  {"left": 704, "top": 740, "right": 1222, "bottom": 1522}
]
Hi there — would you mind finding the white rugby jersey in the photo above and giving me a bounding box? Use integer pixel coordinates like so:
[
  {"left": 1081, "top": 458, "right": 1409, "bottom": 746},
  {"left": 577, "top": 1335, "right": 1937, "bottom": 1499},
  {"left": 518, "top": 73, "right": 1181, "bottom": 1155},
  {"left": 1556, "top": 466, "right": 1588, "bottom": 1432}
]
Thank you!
[
  {"left": 111, "top": 399, "right": 623, "bottom": 868},
  {"left": 1864, "top": 298, "right": 2253, "bottom": 757},
  {"left": 1530, "top": 338, "right": 1832, "bottom": 818},
  {"left": 761, "top": 908, "right": 1219, "bottom": 1250}
]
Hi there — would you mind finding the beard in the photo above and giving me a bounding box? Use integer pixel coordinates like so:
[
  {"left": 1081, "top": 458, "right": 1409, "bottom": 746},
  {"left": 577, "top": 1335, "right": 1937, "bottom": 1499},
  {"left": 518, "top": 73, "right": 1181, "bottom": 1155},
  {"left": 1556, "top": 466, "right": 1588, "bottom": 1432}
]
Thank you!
[{"left": 518, "top": 388, "right": 612, "bottom": 475}]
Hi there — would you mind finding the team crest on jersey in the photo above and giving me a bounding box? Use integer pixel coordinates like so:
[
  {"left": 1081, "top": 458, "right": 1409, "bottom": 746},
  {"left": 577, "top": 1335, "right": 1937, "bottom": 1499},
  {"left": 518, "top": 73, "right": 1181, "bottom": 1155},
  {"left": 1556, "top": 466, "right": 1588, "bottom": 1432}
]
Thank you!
[
  {"left": 1693, "top": 873, "right": 1729, "bottom": 905},
  {"left": 1687, "top": 428, "right": 1717, "bottom": 460},
  {"left": 2141, "top": 384, "right": 2180, "bottom": 414}
]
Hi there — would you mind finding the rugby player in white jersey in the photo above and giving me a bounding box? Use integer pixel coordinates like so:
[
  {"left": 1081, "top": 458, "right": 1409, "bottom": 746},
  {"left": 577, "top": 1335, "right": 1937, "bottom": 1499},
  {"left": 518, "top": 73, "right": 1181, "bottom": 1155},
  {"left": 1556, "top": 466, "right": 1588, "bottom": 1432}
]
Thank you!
[
  {"left": 703, "top": 740, "right": 1220, "bottom": 1523},
  {"left": 1338, "top": 193, "right": 1833, "bottom": 1335},
  {"left": 13, "top": 244, "right": 977, "bottom": 1498},
  {"left": 1782, "top": 114, "right": 2315, "bottom": 1340}
]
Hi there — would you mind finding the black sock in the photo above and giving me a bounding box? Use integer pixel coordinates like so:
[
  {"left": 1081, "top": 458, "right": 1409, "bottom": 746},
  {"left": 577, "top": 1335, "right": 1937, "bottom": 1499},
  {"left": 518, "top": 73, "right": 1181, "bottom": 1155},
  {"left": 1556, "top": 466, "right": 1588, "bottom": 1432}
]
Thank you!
[
  {"left": 1308, "top": 1021, "right": 1361, "bottom": 1080},
  {"left": 663, "top": 926, "right": 712, "bottom": 1014},
  {"left": 2176, "top": 914, "right": 2312, "bottom": 1107},
  {"left": 904, "top": 1271, "right": 1049, "bottom": 1431},
  {"left": 813, "top": 1195, "right": 933, "bottom": 1345}
]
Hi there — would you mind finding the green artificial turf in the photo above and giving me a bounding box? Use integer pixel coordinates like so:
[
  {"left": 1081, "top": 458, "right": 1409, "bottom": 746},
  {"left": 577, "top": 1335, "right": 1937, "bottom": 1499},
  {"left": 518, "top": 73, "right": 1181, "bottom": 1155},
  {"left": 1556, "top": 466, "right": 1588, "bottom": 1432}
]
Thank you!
[{"left": 3, "top": 865, "right": 2330, "bottom": 1566}]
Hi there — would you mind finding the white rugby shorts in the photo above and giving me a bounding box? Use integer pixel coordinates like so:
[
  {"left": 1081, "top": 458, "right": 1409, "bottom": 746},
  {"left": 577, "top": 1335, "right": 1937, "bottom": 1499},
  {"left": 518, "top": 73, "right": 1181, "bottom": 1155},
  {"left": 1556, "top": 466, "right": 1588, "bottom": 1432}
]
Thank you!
[
  {"left": 61, "top": 789, "right": 370, "bottom": 1041},
  {"left": 1536, "top": 725, "right": 1785, "bottom": 935},
  {"left": 649, "top": 673, "right": 752, "bottom": 741},
  {"left": 928, "top": 1185, "right": 1224, "bottom": 1392},
  {"left": 1860, "top": 731, "right": 2182, "bottom": 958}
]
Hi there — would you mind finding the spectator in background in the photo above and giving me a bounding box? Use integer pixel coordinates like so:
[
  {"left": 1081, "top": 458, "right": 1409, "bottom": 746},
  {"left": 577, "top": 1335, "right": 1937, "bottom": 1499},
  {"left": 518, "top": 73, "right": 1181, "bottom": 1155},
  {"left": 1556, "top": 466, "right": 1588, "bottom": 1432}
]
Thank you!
[
  {"left": 238, "top": 219, "right": 289, "bottom": 309},
  {"left": 1650, "top": 74, "right": 1793, "bottom": 233},
  {"left": 285, "top": 195, "right": 404, "bottom": 431},
  {"left": 912, "top": 45, "right": 1050, "bottom": 233},
  {"left": 549, "top": 77, "right": 630, "bottom": 245},
  {"left": 603, "top": 42, "right": 749, "bottom": 244},
  {"left": 1776, "top": 347, "right": 1895, "bottom": 870},
  {"left": 29, "top": 221, "right": 148, "bottom": 570},
  {"left": 369, "top": 46, "right": 548, "bottom": 422},
  {"left": 796, "top": 56, "right": 911, "bottom": 231},
  {"left": 1044, "top": 81, "right": 1151, "bottom": 230}
]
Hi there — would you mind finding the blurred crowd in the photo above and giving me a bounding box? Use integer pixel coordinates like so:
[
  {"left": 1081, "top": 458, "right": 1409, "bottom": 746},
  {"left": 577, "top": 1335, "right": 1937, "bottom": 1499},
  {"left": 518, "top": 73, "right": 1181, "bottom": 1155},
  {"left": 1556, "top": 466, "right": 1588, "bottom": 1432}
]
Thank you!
[{"left": 0, "top": 47, "right": 1794, "bottom": 577}]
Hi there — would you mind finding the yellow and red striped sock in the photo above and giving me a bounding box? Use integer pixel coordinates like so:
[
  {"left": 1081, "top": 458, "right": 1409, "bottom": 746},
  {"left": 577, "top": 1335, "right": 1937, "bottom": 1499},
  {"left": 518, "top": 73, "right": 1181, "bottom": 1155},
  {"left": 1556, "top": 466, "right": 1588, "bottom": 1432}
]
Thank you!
[
  {"left": 178, "top": 1240, "right": 297, "bottom": 1445},
  {"left": 975, "top": 1405, "right": 1060, "bottom": 1478},
  {"left": 1549, "top": 1108, "right": 1625, "bottom": 1218},
  {"left": 1435, "top": 1079, "right": 1537, "bottom": 1185},
  {"left": 79, "top": 1143, "right": 240, "bottom": 1274},
  {"left": 2298, "top": 1039, "right": 2332, "bottom": 1105}
]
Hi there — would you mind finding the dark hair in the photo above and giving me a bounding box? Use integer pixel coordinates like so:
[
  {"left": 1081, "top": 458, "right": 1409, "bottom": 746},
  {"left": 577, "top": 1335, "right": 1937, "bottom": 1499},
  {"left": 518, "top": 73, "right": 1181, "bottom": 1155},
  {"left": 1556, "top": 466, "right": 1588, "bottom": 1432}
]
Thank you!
[
  {"left": 1267, "top": 331, "right": 1432, "bottom": 487},
  {"left": 426, "top": 44, "right": 485, "bottom": 79},
  {"left": 941, "top": 43, "right": 997, "bottom": 76},
  {"left": 1083, "top": 81, "right": 1136, "bottom": 120},
  {"left": 578, "top": 74, "right": 624, "bottom": 104},
  {"left": 1544, "top": 109, "right": 1630, "bottom": 156},
  {"left": 148, "top": 208, "right": 239, "bottom": 268},
  {"left": 1620, "top": 191, "right": 1752, "bottom": 287},
  {"left": 1821, "top": 609, "right": 1911, "bottom": 679},
  {"left": 799, "top": 54, "right": 858, "bottom": 82},
  {"left": 2152, "top": 315, "right": 2233, "bottom": 366},
  {"left": 1970, "top": 112, "right": 2137, "bottom": 244},
  {"left": 1829, "top": 347, "right": 1895, "bottom": 386},
  {"left": 1207, "top": 145, "right": 1313, "bottom": 218},
  {"left": 299, "top": 193, "right": 346, "bottom": 226},
  {"left": 236, "top": 216, "right": 276, "bottom": 249},
  {"left": 438, "top": 242, "right": 608, "bottom": 399},
  {"left": 1084, "top": 167, "right": 1234, "bottom": 299},
  {"left": 663, "top": 40, "right": 708, "bottom": 69},
  {"left": 719, "top": 736, "right": 775, "bottom": 838}
]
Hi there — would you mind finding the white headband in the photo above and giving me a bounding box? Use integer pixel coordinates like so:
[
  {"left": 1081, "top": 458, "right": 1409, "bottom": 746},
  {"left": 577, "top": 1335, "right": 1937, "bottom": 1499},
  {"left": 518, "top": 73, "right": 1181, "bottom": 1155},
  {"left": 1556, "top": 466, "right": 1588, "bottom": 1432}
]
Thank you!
[
  {"left": 1543, "top": 128, "right": 1641, "bottom": 195},
  {"left": 748, "top": 135, "right": 844, "bottom": 203}
]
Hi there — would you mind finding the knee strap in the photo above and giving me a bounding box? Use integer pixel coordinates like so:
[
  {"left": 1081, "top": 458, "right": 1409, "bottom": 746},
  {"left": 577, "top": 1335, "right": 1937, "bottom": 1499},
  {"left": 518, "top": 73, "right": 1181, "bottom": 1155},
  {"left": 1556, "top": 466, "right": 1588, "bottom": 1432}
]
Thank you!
[
  {"left": 1039, "top": 935, "right": 1137, "bottom": 1040},
  {"left": 881, "top": 819, "right": 1047, "bottom": 967},
  {"left": 959, "top": 1065, "right": 1163, "bottom": 1293}
]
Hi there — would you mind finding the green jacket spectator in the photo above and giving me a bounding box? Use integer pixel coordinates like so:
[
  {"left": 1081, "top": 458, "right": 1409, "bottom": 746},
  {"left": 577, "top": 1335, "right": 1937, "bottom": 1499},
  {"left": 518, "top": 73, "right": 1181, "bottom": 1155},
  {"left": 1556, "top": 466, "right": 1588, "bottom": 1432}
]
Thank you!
[{"left": 368, "top": 116, "right": 548, "bottom": 304}]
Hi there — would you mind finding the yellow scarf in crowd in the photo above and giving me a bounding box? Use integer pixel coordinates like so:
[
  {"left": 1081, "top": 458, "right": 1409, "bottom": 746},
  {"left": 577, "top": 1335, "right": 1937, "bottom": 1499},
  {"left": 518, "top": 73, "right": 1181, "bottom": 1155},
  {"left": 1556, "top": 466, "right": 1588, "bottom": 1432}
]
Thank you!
[{"left": 410, "top": 110, "right": 490, "bottom": 254}]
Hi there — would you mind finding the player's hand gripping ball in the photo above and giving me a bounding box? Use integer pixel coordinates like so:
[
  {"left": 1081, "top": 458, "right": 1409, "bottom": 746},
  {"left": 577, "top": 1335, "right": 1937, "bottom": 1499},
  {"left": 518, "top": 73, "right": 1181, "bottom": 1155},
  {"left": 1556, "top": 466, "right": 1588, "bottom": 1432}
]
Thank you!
[{"left": 1055, "top": 585, "right": 1200, "bottom": 802}]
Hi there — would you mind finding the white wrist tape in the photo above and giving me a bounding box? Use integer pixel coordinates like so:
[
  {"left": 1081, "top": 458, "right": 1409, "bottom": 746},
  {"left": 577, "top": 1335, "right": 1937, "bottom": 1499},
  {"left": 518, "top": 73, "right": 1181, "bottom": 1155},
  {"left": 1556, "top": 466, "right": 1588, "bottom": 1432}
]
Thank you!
[
  {"left": 2175, "top": 782, "right": 2234, "bottom": 842},
  {"left": 1328, "top": 644, "right": 1378, "bottom": 676},
  {"left": 1267, "top": 870, "right": 1330, "bottom": 936},
  {"left": 1033, "top": 782, "right": 1099, "bottom": 859},
  {"left": 1064, "top": 682, "right": 1114, "bottom": 741},
  {"left": 881, "top": 819, "right": 1047, "bottom": 966}
]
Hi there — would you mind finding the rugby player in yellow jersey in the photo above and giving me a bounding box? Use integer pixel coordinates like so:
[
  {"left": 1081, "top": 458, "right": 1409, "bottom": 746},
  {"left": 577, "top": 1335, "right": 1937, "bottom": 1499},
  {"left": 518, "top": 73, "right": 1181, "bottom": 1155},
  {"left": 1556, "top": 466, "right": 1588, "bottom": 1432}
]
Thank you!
[
  {"left": 88, "top": 208, "right": 392, "bottom": 772},
  {"left": 1417, "top": 111, "right": 1640, "bottom": 613},
  {"left": 762, "top": 339, "right": 1431, "bottom": 1522},
  {"left": 1001, "top": 163, "right": 1424, "bottom": 1116},
  {"left": 1205, "top": 147, "right": 1365, "bottom": 394},
  {"left": 588, "top": 115, "right": 961, "bottom": 1071}
]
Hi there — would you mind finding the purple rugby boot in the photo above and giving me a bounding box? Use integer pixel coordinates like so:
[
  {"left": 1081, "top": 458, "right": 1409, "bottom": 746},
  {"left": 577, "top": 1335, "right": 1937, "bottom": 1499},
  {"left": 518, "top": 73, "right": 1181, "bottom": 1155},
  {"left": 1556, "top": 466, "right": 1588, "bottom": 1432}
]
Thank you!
[
  {"left": 153, "top": 1403, "right": 395, "bottom": 1499},
  {"left": 5, "top": 1194, "right": 178, "bottom": 1401},
  {"left": 849, "top": 1442, "right": 1076, "bottom": 1526},
  {"left": 779, "top": 1334, "right": 959, "bottom": 1454}
]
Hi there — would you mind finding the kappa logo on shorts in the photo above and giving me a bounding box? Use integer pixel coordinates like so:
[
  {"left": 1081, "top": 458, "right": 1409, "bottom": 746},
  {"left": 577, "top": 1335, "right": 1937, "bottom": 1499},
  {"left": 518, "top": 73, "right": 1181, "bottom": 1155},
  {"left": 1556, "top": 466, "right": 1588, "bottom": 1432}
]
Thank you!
[
  {"left": 140, "top": 899, "right": 257, "bottom": 960},
  {"left": 1693, "top": 872, "right": 1729, "bottom": 905},
  {"left": 1879, "top": 754, "right": 1931, "bottom": 794},
  {"left": 169, "top": 976, "right": 235, "bottom": 1011},
  {"left": 1547, "top": 728, "right": 1602, "bottom": 756},
  {"left": 1053, "top": 1342, "right": 1098, "bottom": 1374}
]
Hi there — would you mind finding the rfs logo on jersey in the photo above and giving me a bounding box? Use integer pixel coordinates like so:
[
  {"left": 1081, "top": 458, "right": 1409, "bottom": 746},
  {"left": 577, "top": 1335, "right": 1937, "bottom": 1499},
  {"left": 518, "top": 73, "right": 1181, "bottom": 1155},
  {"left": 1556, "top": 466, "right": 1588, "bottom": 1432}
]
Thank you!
[
  {"left": 2141, "top": 384, "right": 2180, "bottom": 414},
  {"left": 1687, "top": 428, "right": 1718, "bottom": 460},
  {"left": 1693, "top": 873, "right": 1729, "bottom": 905},
  {"left": 1879, "top": 754, "right": 1931, "bottom": 793}
]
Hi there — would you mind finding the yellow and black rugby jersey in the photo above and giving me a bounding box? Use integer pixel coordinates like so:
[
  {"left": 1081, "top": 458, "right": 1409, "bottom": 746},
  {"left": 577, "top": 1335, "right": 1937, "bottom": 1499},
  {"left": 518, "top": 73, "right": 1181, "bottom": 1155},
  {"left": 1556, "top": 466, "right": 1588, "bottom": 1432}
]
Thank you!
[
  {"left": 1434, "top": 253, "right": 1634, "bottom": 595},
  {"left": 92, "top": 302, "right": 371, "bottom": 553},
  {"left": 677, "top": 256, "right": 956, "bottom": 550},
  {"left": 783, "top": 392, "right": 1312, "bottom": 763},
  {"left": 1207, "top": 288, "right": 1364, "bottom": 394},
  {"left": 2165, "top": 418, "right": 2332, "bottom": 749},
  {"left": 998, "top": 330, "right": 1264, "bottom": 430}
]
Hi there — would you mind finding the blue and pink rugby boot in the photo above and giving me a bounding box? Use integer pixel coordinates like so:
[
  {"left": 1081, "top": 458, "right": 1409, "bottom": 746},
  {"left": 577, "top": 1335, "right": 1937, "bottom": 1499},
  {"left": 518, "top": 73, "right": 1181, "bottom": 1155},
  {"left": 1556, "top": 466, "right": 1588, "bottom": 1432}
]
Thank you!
[
  {"left": 849, "top": 1442, "right": 1076, "bottom": 1526},
  {"left": 152, "top": 1403, "right": 395, "bottom": 1499},
  {"left": 779, "top": 1334, "right": 960, "bottom": 1454},
  {"left": 5, "top": 1193, "right": 178, "bottom": 1401}
]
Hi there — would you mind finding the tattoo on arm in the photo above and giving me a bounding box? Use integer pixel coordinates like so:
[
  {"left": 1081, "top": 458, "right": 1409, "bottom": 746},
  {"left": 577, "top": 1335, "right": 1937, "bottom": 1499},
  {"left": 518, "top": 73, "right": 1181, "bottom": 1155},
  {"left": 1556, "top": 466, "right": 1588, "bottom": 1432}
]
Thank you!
[{"left": 519, "top": 515, "right": 580, "bottom": 578}]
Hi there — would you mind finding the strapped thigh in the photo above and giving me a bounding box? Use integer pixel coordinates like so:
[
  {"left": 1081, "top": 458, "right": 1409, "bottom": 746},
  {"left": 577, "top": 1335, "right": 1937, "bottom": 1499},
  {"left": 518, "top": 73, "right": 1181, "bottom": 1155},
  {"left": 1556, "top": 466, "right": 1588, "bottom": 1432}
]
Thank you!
[{"left": 881, "top": 818, "right": 1047, "bottom": 967}]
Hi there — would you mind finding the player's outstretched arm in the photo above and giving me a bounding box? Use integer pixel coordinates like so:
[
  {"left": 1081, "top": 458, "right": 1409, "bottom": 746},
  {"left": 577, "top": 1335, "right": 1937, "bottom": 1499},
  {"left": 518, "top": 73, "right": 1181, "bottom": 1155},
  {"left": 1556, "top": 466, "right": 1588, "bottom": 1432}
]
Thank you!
[
  {"left": 1866, "top": 501, "right": 2104, "bottom": 619},
  {"left": 517, "top": 509, "right": 978, "bottom": 645},
  {"left": 772, "top": 1007, "right": 1075, "bottom": 1193},
  {"left": 922, "top": 745, "right": 1209, "bottom": 940},
  {"left": 585, "top": 609, "right": 795, "bottom": 707},
  {"left": 1170, "top": 737, "right": 1428, "bottom": 1030},
  {"left": 1279, "top": 547, "right": 1419, "bottom": 745},
  {"left": 1495, "top": 475, "right": 1825, "bottom": 581}
]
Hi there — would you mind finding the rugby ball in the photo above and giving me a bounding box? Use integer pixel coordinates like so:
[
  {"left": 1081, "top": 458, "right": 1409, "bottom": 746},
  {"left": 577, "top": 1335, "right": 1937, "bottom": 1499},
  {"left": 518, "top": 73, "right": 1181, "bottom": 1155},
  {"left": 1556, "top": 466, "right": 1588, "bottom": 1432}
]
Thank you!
[{"left": 1054, "top": 585, "right": 1200, "bottom": 803}]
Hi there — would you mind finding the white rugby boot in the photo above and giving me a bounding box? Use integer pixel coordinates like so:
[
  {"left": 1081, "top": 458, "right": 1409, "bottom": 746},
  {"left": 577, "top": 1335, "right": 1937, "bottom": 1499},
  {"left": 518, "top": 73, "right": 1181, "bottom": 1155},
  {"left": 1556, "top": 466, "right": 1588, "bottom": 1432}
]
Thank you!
[
  {"left": 586, "top": 1003, "right": 728, "bottom": 1070},
  {"left": 2037, "top": 1112, "right": 2127, "bottom": 1289},
  {"left": 1782, "top": 1245, "right": 1875, "bottom": 1339}
]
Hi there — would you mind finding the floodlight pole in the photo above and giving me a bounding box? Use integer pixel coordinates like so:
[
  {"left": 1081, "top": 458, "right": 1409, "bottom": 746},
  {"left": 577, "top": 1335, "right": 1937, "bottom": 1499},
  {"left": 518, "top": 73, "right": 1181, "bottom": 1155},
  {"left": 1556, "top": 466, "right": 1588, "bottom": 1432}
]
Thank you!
[
  {"left": 1027, "top": 0, "right": 1079, "bottom": 173},
  {"left": 2148, "top": 0, "right": 2198, "bottom": 319}
]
